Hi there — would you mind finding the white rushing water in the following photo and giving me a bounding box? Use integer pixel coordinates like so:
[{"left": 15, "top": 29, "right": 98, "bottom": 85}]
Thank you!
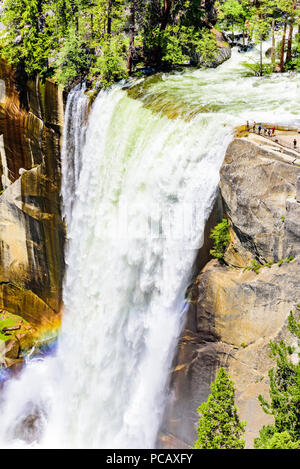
[
  {"left": 0, "top": 43, "right": 299, "bottom": 448},
  {"left": 61, "top": 84, "right": 89, "bottom": 227}
]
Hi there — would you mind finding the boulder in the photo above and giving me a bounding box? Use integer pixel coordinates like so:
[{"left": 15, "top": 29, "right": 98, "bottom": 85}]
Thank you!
[
  {"left": 220, "top": 138, "right": 300, "bottom": 263},
  {"left": 0, "top": 338, "right": 19, "bottom": 361},
  {"left": 192, "top": 28, "right": 231, "bottom": 68}
]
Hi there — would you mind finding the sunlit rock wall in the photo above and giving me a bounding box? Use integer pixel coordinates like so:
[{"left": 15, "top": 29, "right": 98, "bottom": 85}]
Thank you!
[
  {"left": 0, "top": 60, "right": 65, "bottom": 366},
  {"left": 161, "top": 135, "right": 300, "bottom": 449}
]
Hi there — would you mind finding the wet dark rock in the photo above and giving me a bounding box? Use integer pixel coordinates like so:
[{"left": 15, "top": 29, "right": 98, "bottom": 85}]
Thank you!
[{"left": 11, "top": 403, "right": 47, "bottom": 444}]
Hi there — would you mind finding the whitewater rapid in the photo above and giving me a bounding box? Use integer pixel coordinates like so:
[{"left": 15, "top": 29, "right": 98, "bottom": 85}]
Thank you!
[{"left": 0, "top": 43, "right": 299, "bottom": 448}]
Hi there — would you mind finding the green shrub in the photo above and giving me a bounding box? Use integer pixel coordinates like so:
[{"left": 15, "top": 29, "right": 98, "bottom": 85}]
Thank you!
[
  {"left": 262, "top": 431, "right": 299, "bottom": 449},
  {"left": 55, "top": 27, "right": 91, "bottom": 86},
  {"left": 244, "top": 259, "right": 262, "bottom": 274},
  {"left": 242, "top": 62, "right": 274, "bottom": 77},
  {"left": 88, "top": 35, "right": 128, "bottom": 88},
  {"left": 209, "top": 219, "right": 230, "bottom": 261},
  {"left": 142, "top": 25, "right": 218, "bottom": 67},
  {"left": 286, "top": 256, "right": 295, "bottom": 263}
]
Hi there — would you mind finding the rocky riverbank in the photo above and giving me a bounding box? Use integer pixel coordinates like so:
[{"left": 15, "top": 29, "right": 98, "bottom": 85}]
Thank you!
[{"left": 161, "top": 133, "right": 300, "bottom": 449}]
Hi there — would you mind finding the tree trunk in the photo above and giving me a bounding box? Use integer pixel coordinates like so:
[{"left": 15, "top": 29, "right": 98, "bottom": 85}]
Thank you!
[
  {"left": 107, "top": 0, "right": 113, "bottom": 35},
  {"left": 90, "top": 14, "right": 94, "bottom": 39},
  {"left": 260, "top": 38, "right": 263, "bottom": 76},
  {"left": 271, "top": 19, "right": 275, "bottom": 65},
  {"left": 205, "top": 0, "right": 217, "bottom": 24},
  {"left": 280, "top": 21, "right": 287, "bottom": 72},
  {"left": 286, "top": 22, "right": 293, "bottom": 64},
  {"left": 61, "top": 0, "right": 67, "bottom": 30},
  {"left": 160, "top": 0, "right": 173, "bottom": 31},
  {"left": 127, "top": 0, "right": 136, "bottom": 75},
  {"left": 70, "top": 1, "right": 79, "bottom": 34}
]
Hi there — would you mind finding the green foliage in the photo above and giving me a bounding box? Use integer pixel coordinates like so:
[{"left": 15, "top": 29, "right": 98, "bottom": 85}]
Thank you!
[
  {"left": 0, "top": 0, "right": 56, "bottom": 77},
  {"left": 0, "top": 311, "right": 29, "bottom": 343},
  {"left": 141, "top": 26, "right": 189, "bottom": 67},
  {"left": 259, "top": 431, "right": 299, "bottom": 449},
  {"left": 209, "top": 219, "right": 230, "bottom": 261},
  {"left": 173, "top": 0, "right": 205, "bottom": 28},
  {"left": 244, "top": 256, "right": 294, "bottom": 274},
  {"left": 55, "top": 27, "right": 91, "bottom": 86},
  {"left": 241, "top": 62, "right": 274, "bottom": 77},
  {"left": 255, "top": 311, "right": 300, "bottom": 449},
  {"left": 277, "top": 256, "right": 294, "bottom": 266},
  {"left": 141, "top": 25, "right": 218, "bottom": 67},
  {"left": 1, "top": 0, "right": 299, "bottom": 86},
  {"left": 216, "top": 0, "right": 250, "bottom": 30},
  {"left": 254, "top": 425, "right": 299, "bottom": 449},
  {"left": 89, "top": 35, "right": 129, "bottom": 88},
  {"left": 286, "top": 33, "right": 300, "bottom": 71},
  {"left": 286, "top": 256, "right": 294, "bottom": 263},
  {"left": 0, "top": 0, "right": 222, "bottom": 86},
  {"left": 194, "top": 368, "right": 246, "bottom": 449},
  {"left": 244, "top": 259, "right": 263, "bottom": 274},
  {"left": 195, "top": 29, "right": 219, "bottom": 65},
  {"left": 217, "top": 0, "right": 300, "bottom": 74}
]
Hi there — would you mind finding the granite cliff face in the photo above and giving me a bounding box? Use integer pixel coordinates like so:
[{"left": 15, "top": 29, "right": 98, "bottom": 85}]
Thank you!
[
  {"left": 0, "top": 61, "right": 65, "bottom": 368},
  {"left": 161, "top": 134, "right": 300, "bottom": 449}
]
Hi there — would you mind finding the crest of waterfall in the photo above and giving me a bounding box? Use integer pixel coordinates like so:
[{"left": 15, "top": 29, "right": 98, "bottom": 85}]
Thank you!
[{"left": 0, "top": 42, "right": 299, "bottom": 449}]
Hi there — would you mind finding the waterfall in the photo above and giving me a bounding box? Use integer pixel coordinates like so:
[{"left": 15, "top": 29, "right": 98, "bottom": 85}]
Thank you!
[
  {"left": 42, "top": 86, "right": 231, "bottom": 449},
  {"left": 0, "top": 44, "right": 299, "bottom": 449},
  {"left": 61, "top": 84, "right": 89, "bottom": 227}
]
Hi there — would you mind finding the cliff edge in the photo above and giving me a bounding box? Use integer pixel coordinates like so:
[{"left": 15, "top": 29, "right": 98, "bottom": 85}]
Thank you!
[{"left": 161, "top": 133, "right": 300, "bottom": 449}]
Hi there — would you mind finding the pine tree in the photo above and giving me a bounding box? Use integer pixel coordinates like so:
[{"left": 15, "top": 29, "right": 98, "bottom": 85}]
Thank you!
[
  {"left": 216, "top": 0, "right": 251, "bottom": 44},
  {"left": 255, "top": 311, "right": 300, "bottom": 449},
  {"left": 194, "top": 368, "right": 246, "bottom": 449}
]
